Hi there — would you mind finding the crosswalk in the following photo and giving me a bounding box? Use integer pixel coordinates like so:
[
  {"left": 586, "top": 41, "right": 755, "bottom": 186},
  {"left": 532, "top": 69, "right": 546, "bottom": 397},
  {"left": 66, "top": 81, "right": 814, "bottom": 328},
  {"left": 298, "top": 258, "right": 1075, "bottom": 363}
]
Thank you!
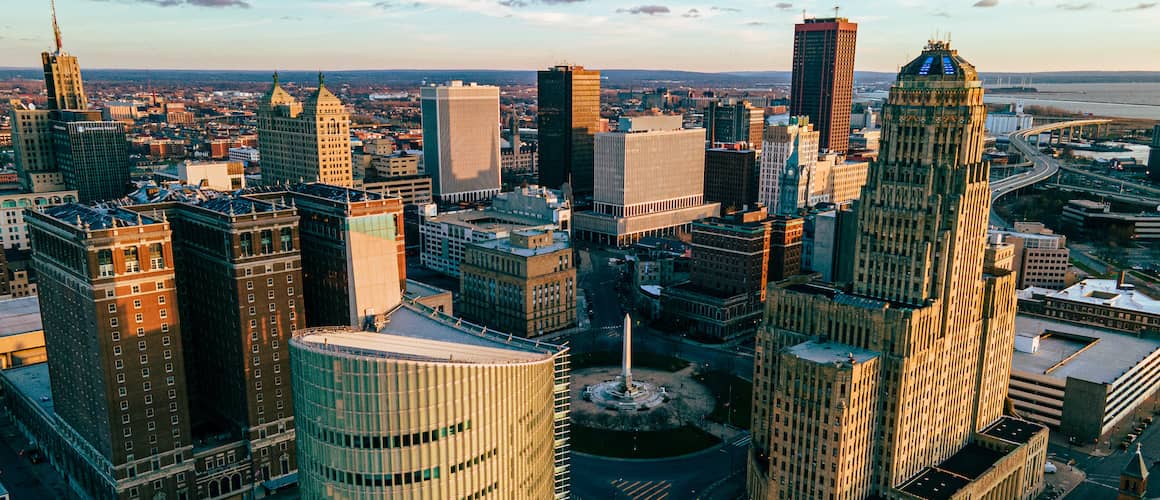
[
  {"left": 609, "top": 479, "right": 672, "bottom": 500},
  {"left": 731, "top": 434, "right": 752, "bottom": 447}
]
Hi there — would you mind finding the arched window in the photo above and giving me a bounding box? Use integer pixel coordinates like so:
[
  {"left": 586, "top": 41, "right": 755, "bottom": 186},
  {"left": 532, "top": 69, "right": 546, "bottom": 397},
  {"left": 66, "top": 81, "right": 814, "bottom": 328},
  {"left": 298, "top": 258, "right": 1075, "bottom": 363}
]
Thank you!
[
  {"left": 280, "top": 228, "right": 293, "bottom": 251},
  {"left": 149, "top": 243, "right": 165, "bottom": 270},
  {"left": 98, "top": 249, "right": 114, "bottom": 277},
  {"left": 1, "top": 201, "right": 15, "bottom": 208}
]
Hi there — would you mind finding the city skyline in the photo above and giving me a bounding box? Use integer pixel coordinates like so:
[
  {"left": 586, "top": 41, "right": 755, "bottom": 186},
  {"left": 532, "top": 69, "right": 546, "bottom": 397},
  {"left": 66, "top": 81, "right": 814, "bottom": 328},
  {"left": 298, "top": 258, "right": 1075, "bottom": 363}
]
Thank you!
[{"left": 0, "top": 1, "right": 1158, "bottom": 73}]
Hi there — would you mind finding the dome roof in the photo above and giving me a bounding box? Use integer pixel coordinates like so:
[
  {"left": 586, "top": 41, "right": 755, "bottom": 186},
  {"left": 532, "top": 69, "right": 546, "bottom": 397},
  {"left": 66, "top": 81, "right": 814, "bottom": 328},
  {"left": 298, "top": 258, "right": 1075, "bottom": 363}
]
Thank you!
[{"left": 898, "top": 41, "right": 978, "bottom": 82}]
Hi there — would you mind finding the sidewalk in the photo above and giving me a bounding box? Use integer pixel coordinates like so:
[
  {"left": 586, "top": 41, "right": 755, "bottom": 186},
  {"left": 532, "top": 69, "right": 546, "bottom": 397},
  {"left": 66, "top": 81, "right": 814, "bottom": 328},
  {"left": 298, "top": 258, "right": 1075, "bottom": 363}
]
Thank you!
[{"left": 1038, "top": 459, "right": 1084, "bottom": 500}]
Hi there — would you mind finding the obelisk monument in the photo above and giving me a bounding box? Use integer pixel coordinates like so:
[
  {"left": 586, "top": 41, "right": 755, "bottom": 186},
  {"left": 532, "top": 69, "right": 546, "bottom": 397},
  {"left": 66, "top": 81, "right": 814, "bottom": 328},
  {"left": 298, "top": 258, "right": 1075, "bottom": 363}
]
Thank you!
[{"left": 621, "top": 313, "right": 633, "bottom": 394}]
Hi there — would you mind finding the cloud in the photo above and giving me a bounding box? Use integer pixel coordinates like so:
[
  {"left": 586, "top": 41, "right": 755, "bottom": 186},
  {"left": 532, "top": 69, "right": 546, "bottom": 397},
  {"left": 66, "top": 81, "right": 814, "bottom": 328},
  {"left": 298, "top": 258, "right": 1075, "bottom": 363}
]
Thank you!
[
  {"left": 617, "top": 5, "right": 670, "bottom": 15},
  {"left": 973, "top": 0, "right": 997, "bottom": 6},
  {"left": 931, "top": 10, "right": 951, "bottom": 17},
  {"left": 682, "top": 8, "right": 700, "bottom": 17},
  {"left": 97, "top": 0, "right": 250, "bottom": 6},
  {"left": 774, "top": 2, "right": 792, "bottom": 9},
  {"left": 1116, "top": 2, "right": 1157, "bottom": 10},
  {"left": 1057, "top": 2, "right": 1094, "bottom": 9},
  {"left": 744, "top": 20, "right": 766, "bottom": 25},
  {"left": 710, "top": 6, "right": 740, "bottom": 12}
]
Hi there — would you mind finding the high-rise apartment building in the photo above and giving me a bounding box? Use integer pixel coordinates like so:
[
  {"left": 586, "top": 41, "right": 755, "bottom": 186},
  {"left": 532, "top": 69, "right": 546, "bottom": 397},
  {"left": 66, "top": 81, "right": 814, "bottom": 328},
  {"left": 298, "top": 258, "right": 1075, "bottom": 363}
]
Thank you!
[
  {"left": 706, "top": 99, "right": 764, "bottom": 149},
  {"left": 258, "top": 74, "right": 353, "bottom": 187},
  {"left": 27, "top": 204, "right": 194, "bottom": 500},
  {"left": 704, "top": 148, "right": 759, "bottom": 212},
  {"left": 291, "top": 302, "right": 572, "bottom": 498},
  {"left": 759, "top": 116, "right": 819, "bottom": 215},
  {"left": 538, "top": 65, "right": 602, "bottom": 196},
  {"left": 164, "top": 195, "right": 302, "bottom": 488},
  {"left": 460, "top": 229, "right": 576, "bottom": 337},
  {"left": 420, "top": 81, "right": 502, "bottom": 203},
  {"left": 790, "top": 17, "right": 857, "bottom": 154},
  {"left": 53, "top": 115, "right": 131, "bottom": 203},
  {"left": 661, "top": 207, "right": 771, "bottom": 340},
  {"left": 748, "top": 41, "right": 1046, "bottom": 499},
  {"left": 573, "top": 116, "right": 720, "bottom": 246}
]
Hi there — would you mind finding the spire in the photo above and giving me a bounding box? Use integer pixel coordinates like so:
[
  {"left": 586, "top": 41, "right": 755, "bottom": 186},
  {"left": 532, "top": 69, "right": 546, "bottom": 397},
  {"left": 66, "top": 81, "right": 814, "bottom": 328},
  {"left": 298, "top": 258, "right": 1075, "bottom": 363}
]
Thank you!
[
  {"left": 272, "top": 70, "right": 279, "bottom": 86},
  {"left": 1123, "top": 442, "right": 1149, "bottom": 480},
  {"left": 318, "top": 71, "right": 325, "bottom": 88},
  {"left": 50, "top": 0, "right": 63, "bottom": 54}
]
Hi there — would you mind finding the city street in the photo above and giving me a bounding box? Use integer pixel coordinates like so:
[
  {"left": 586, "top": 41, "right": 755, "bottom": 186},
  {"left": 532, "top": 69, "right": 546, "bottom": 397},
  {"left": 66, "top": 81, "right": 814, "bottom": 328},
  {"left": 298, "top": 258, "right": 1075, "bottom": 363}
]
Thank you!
[
  {"left": 1051, "top": 418, "right": 1159, "bottom": 498},
  {"left": 0, "top": 413, "right": 67, "bottom": 498},
  {"left": 571, "top": 435, "right": 748, "bottom": 500}
]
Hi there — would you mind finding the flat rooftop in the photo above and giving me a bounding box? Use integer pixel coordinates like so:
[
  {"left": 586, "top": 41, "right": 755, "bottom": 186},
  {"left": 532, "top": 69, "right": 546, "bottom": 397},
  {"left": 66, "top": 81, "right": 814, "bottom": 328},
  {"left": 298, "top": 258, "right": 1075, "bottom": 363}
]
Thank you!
[
  {"left": 897, "top": 468, "right": 970, "bottom": 500},
  {"left": 897, "top": 443, "right": 1005, "bottom": 500},
  {"left": 295, "top": 302, "right": 564, "bottom": 364},
  {"left": 0, "top": 296, "right": 43, "bottom": 336},
  {"left": 290, "top": 182, "right": 384, "bottom": 203},
  {"left": 404, "top": 279, "right": 451, "bottom": 299},
  {"left": 1, "top": 363, "right": 53, "bottom": 415},
  {"left": 470, "top": 231, "right": 570, "bottom": 257},
  {"left": 198, "top": 196, "right": 282, "bottom": 216},
  {"left": 427, "top": 209, "right": 553, "bottom": 233},
  {"left": 981, "top": 416, "right": 1044, "bottom": 445},
  {"left": 1012, "top": 315, "right": 1160, "bottom": 384},
  {"left": 785, "top": 340, "right": 878, "bottom": 365},
  {"left": 44, "top": 204, "right": 161, "bottom": 229},
  {"left": 1048, "top": 279, "right": 1159, "bottom": 315}
]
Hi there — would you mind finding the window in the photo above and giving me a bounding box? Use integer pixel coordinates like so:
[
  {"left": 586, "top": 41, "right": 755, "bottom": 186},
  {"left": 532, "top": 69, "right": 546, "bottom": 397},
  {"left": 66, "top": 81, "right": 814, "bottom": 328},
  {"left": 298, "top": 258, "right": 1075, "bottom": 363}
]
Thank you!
[
  {"left": 112, "top": 331, "right": 121, "bottom": 341},
  {"left": 113, "top": 346, "right": 123, "bottom": 356},
  {"left": 98, "top": 249, "right": 115, "bottom": 277},
  {"left": 156, "top": 281, "right": 165, "bottom": 290},
  {"left": 267, "top": 278, "right": 274, "bottom": 287},
  {"left": 124, "top": 247, "right": 140, "bottom": 273},
  {"left": 286, "top": 275, "right": 293, "bottom": 284},
  {"left": 159, "top": 309, "right": 167, "bottom": 319},
  {"left": 260, "top": 230, "right": 274, "bottom": 254},
  {"left": 136, "top": 328, "right": 144, "bottom": 337},
  {"left": 111, "top": 318, "right": 119, "bottom": 327},
  {"left": 135, "top": 313, "right": 143, "bottom": 323},
  {"left": 267, "top": 290, "right": 275, "bottom": 300},
  {"left": 248, "top": 294, "right": 254, "bottom": 303},
  {"left": 158, "top": 296, "right": 166, "bottom": 305},
  {"left": 149, "top": 243, "right": 164, "bottom": 270},
  {"left": 246, "top": 281, "right": 253, "bottom": 291},
  {"left": 162, "top": 336, "right": 171, "bottom": 346},
  {"left": 161, "top": 323, "right": 169, "bottom": 333},
  {"left": 138, "top": 341, "right": 146, "bottom": 351},
  {"left": 280, "top": 228, "right": 293, "bottom": 251},
  {"left": 240, "top": 233, "right": 254, "bottom": 257},
  {"left": 108, "top": 303, "right": 117, "bottom": 313},
  {"left": 132, "top": 285, "right": 140, "bottom": 294},
  {"left": 133, "top": 300, "right": 141, "bottom": 309}
]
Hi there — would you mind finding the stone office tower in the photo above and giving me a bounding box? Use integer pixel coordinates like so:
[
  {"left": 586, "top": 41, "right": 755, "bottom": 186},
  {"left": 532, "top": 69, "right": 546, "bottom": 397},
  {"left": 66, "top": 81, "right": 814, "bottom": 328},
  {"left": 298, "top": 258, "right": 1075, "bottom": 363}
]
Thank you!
[
  {"left": 258, "top": 73, "right": 353, "bottom": 187},
  {"left": 748, "top": 41, "right": 1045, "bottom": 499}
]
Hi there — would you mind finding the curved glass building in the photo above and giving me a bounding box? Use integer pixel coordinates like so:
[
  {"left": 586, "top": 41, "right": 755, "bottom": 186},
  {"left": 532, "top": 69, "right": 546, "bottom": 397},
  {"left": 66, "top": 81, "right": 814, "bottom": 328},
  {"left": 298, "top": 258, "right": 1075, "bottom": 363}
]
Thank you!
[{"left": 290, "top": 300, "right": 571, "bottom": 499}]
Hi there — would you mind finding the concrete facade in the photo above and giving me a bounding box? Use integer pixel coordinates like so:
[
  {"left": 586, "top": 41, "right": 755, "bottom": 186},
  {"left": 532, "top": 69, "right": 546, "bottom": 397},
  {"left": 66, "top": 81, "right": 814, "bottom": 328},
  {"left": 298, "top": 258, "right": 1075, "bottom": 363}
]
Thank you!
[
  {"left": 420, "top": 81, "right": 502, "bottom": 203},
  {"left": 258, "top": 74, "right": 353, "bottom": 187},
  {"left": 0, "top": 189, "right": 79, "bottom": 250}
]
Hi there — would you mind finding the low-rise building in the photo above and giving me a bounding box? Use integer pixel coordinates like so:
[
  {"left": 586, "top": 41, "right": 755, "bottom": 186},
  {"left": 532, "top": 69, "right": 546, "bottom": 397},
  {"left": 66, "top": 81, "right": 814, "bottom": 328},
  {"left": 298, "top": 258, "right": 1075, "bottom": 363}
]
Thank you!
[
  {"left": 1007, "top": 315, "right": 1160, "bottom": 442},
  {"left": 0, "top": 296, "right": 46, "bottom": 369},
  {"left": 1017, "top": 278, "right": 1159, "bottom": 335},
  {"left": 420, "top": 209, "right": 556, "bottom": 277},
  {"left": 0, "top": 189, "right": 79, "bottom": 250},
  {"left": 227, "top": 147, "right": 260, "bottom": 165},
  {"left": 1061, "top": 199, "right": 1160, "bottom": 241},
  {"left": 460, "top": 229, "right": 576, "bottom": 337},
  {"left": 990, "top": 223, "right": 1070, "bottom": 289},
  {"left": 175, "top": 160, "right": 246, "bottom": 190}
]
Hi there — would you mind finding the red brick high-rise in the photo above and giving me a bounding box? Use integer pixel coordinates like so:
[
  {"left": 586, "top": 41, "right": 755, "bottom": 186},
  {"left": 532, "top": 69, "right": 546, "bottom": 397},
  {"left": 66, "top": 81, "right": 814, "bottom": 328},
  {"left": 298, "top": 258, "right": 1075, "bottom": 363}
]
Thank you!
[{"left": 790, "top": 17, "right": 857, "bottom": 155}]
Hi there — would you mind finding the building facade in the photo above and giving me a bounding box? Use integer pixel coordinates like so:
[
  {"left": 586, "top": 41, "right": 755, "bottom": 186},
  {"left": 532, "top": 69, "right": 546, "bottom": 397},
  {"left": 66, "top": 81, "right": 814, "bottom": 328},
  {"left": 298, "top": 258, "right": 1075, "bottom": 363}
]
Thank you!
[
  {"left": 768, "top": 215, "right": 803, "bottom": 281},
  {"left": 460, "top": 229, "right": 576, "bottom": 337},
  {"left": 704, "top": 148, "right": 759, "bottom": 212},
  {"left": 759, "top": 116, "right": 819, "bottom": 215},
  {"left": 420, "top": 81, "right": 502, "bottom": 203},
  {"left": 27, "top": 205, "right": 195, "bottom": 500},
  {"left": 573, "top": 116, "right": 720, "bottom": 246},
  {"left": 1150, "top": 124, "right": 1160, "bottom": 185},
  {"left": 257, "top": 74, "right": 353, "bottom": 187},
  {"left": 53, "top": 117, "right": 131, "bottom": 203},
  {"left": 1018, "top": 278, "right": 1159, "bottom": 335},
  {"left": 705, "top": 99, "right": 764, "bottom": 149},
  {"left": 0, "top": 190, "right": 79, "bottom": 250},
  {"left": 990, "top": 224, "right": 1070, "bottom": 290},
  {"left": 748, "top": 41, "right": 1045, "bottom": 499},
  {"left": 790, "top": 17, "right": 858, "bottom": 154},
  {"left": 537, "top": 65, "right": 602, "bottom": 196},
  {"left": 290, "top": 303, "right": 572, "bottom": 499}
]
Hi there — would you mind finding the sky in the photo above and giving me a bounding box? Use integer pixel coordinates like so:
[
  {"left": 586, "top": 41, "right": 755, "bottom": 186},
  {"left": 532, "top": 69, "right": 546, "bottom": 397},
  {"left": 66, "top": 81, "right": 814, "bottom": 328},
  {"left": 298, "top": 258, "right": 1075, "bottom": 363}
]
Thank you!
[{"left": 0, "top": 0, "right": 1158, "bottom": 73}]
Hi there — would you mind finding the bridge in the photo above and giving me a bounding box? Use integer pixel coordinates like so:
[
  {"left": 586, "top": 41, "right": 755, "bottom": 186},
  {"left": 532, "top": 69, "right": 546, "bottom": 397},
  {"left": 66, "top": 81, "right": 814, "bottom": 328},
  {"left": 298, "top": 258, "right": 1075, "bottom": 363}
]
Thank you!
[{"left": 989, "top": 119, "right": 1113, "bottom": 227}]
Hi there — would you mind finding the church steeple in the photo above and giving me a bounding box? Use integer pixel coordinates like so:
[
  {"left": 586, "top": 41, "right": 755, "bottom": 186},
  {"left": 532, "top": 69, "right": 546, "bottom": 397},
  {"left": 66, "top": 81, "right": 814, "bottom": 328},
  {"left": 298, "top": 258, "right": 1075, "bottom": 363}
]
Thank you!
[{"left": 1118, "top": 443, "right": 1149, "bottom": 500}]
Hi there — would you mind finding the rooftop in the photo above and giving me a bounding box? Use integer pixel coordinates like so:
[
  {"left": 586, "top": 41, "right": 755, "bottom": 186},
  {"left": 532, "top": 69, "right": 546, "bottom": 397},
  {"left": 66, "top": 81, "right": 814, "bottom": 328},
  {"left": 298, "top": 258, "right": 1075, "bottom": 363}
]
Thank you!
[
  {"left": 1012, "top": 315, "right": 1160, "bottom": 384},
  {"left": 294, "top": 301, "right": 565, "bottom": 365},
  {"left": 785, "top": 340, "right": 878, "bottom": 365},
  {"left": 897, "top": 468, "right": 970, "bottom": 500},
  {"left": 43, "top": 204, "right": 161, "bottom": 230},
  {"left": 897, "top": 443, "right": 1005, "bottom": 500},
  {"left": 0, "top": 296, "right": 43, "bottom": 336},
  {"left": 470, "top": 230, "right": 570, "bottom": 257},
  {"left": 937, "top": 444, "right": 1005, "bottom": 480},
  {"left": 1, "top": 363, "right": 53, "bottom": 416},
  {"left": 427, "top": 208, "right": 554, "bottom": 234},
  {"left": 1048, "top": 279, "right": 1160, "bottom": 315},
  {"left": 981, "top": 416, "right": 1045, "bottom": 445},
  {"left": 404, "top": 279, "right": 451, "bottom": 300},
  {"left": 290, "top": 183, "right": 384, "bottom": 203}
]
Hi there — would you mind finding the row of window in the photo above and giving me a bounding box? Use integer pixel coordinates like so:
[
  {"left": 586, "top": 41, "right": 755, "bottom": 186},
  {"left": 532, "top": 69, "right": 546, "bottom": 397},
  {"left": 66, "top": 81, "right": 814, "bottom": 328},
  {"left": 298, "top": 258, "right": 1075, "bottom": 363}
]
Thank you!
[
  {"left": 307, "top": 420, "right": 471, "bottom": 450},
  {"left": 314, "top": 463, "right": 440, "bottom": 488}
]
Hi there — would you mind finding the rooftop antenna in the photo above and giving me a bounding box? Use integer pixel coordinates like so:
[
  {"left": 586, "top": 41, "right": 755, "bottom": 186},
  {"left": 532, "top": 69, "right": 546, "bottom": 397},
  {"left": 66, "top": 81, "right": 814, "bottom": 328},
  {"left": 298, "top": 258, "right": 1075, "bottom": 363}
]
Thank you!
[
  {"left": 833, "top": 4, "right": 840, "bottom": 18},
  {"left": 50, "top": 0, "right": 63, "bottom": 54}
]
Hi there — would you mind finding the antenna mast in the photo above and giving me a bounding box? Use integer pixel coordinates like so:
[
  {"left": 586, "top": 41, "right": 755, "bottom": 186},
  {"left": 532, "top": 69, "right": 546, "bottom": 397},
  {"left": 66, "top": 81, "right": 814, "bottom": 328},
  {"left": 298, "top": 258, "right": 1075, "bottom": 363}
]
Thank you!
[{"left": 51, "top": 0, "right": 63, "bottom": 54}]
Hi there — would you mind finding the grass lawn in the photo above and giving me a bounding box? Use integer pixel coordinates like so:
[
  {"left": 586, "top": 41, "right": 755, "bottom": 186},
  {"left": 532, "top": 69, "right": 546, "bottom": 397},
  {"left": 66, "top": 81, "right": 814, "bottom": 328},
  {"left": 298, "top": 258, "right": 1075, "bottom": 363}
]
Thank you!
[
  {"left": 571, "top": 351, "right": 689, "bottom": 372},
  {"left": 570, "top": 424, "right": 720, "bottom": 458},
  {"left": 696, "top": 370, "right": 753, "bottom": 430}
]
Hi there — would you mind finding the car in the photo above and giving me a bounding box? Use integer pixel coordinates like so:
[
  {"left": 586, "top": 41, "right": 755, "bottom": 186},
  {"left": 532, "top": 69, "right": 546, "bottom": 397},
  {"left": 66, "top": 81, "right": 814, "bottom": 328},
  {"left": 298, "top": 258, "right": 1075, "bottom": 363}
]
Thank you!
[{"left": 1044, "top": 462, "right": 1058, "bottom": 474}]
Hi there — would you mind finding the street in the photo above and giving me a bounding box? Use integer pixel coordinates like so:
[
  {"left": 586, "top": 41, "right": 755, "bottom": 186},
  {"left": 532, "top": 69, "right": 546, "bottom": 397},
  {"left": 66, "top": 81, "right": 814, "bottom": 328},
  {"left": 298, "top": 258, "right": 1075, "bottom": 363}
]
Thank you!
[
  {"left": 1051, "top": 417, "right": 1160, "bottom": 498},
  {"left": 571, "top": 435, "right": 748, "bottom": 500}
]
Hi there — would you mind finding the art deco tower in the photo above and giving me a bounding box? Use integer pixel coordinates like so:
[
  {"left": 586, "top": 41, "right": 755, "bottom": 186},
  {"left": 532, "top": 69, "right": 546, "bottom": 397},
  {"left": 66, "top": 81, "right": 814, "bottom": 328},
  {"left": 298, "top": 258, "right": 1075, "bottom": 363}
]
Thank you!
[
  {"left": 748, "top": 41, "right": 1046, "bottom": 500},
  {"left": 258, "top": 73, "right": 353, "bottom": 187},
  {"left": 43, "top": 0, "right": 87, "bottom": 111}
]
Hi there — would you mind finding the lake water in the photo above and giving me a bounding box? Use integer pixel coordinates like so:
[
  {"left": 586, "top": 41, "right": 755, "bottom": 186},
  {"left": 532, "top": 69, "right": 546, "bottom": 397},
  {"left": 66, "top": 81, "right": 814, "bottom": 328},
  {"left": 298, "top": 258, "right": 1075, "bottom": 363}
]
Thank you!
[
  {"left": 860, "top": 83, "right": 1160, "bottom": 120},
  {"left": 1068, "top": 142, "right": 1151, "bottom": 165}
]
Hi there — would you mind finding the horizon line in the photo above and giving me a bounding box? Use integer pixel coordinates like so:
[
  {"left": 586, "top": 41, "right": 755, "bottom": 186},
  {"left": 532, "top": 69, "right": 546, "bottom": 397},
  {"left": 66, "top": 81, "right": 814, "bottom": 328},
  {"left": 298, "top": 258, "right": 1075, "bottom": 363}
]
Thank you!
[{"left": 2, "top": 66, "right": 1158, "bottom": 76}]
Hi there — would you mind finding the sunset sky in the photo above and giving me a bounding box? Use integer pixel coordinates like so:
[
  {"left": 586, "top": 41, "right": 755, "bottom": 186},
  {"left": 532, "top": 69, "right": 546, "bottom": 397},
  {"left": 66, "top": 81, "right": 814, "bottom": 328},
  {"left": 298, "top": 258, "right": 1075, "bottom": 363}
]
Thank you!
[{"left": 1, "top": 0, "right": 1158, "bottom": 73}]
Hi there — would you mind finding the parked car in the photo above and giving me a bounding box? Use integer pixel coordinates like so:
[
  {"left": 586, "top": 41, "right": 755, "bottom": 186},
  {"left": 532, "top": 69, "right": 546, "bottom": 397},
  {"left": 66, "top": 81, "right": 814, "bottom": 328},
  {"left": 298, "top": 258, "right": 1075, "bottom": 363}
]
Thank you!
[{"left": 1044, "top": 462, "right": 1058, "bottom": 474}]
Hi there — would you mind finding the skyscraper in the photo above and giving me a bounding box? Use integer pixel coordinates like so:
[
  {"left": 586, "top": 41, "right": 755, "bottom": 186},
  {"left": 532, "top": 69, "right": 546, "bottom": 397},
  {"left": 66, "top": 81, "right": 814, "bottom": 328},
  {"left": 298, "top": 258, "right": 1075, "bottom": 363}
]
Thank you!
[
  {"left": 27, "top": 204, "right": 194, "bottom": 500},
  {"left": 258, "top": 73, "right": 353, "bottom": 187},
  {"left": 538, "top": 65, "right": 602, "bottom": 196},
  {"left": 704, "top": 147, "right": 759, "bottom": 212},
  {"left": 572, "top": 116, "right": 720, "bottom": 246},
  {"left": 759, "top": 117, "right": 819, "bottom": 215},
  {"left": 705, "top": 99, "right": 765, "bottom": 149},
  {"left": 53, "top": 114, "right": 131, "bottom": 203},
  {"left": 420, "top": 81, "right": 502, "bottom": 203},
  {"left": 42, "top": 0, "right": 87, "bottom": 112},
  {"left": 748, "top": 41, "right": 1046, "bottom": 499},
  {"left": 790, "top": 17, "right": 857, "bottom": 154},
  {"left": 9, "top": 103, "right": 63, "bottom": 193}
]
